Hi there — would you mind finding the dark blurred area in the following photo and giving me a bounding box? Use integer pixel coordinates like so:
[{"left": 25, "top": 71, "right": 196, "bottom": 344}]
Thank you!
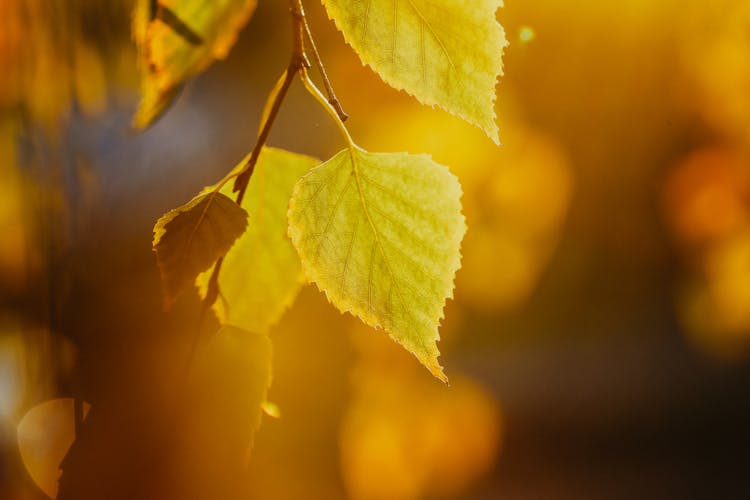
[{"left": 2, "top": 0, "right": 750, "bottom": 499}]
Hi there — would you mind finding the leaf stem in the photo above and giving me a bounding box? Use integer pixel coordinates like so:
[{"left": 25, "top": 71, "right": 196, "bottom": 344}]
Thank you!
[
  {"left": 203, "top": 0, "right": 313, "bottom": 310},
  {"left": 232, "top": 0, "right": 311, "bottom": 204},
  {"left": 232, "top": 68, "right": 296, "bottom": 204},
  {"left": 302, "top": 17, "right": 348, "bottom": 122},
  {"left": 300, "top": 68, "right": 356, "bottom": 150}
]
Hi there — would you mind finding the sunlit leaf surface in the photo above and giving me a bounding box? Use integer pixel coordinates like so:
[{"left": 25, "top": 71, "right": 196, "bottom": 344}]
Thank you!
[
  {"left": 288, "top": 147, "right": 465, "bottom": 382},
  {"left": 322, "top": 0, "right": 507, "bottom": 143},
  {"left": 197, "top": 148, "right": 318, "bottom": 333}
]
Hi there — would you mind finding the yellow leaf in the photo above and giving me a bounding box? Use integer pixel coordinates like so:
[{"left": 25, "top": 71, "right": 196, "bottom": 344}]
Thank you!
[
  {"left": 287, "top": 147, "right": 466, "bottom": 382},
  {"left": 321, "top": 0, "right": 507, "bottom": 143},
  {"left": 197, "top": 148, "right": 319, "bottom": 333},
  {"left": 153, "top": 192, "right": 248, "bottom": 308},
  {"left": 132, "top": 0, "right": 257, "bottom": 128}
]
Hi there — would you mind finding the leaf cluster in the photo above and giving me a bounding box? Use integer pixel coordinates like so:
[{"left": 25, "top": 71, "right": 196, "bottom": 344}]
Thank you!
[{"left": 135, "top": 0, "right": 506, "bottom": 453}]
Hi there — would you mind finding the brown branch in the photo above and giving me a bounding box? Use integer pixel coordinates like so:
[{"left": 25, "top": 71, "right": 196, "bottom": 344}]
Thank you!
[
  {"left": 179, "top": 0, "right": 329, "bottom": 400},
  {"left": 199, "top": 0, "right": 312, "bottom": 315},
  {"left": 206, "top": 0, "right": 344, "bottom": 314},
  {"left": 231, "top": 0, "right": 310, "bottom": 204},
  {"left": 231, "top": 68, "right": 296, "bottom": 204}
]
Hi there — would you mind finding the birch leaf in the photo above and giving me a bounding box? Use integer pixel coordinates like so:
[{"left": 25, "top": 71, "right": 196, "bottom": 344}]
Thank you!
[
  {"left": 132, "top": 0, "right": 258, "bottom": 128},
  {"left": 287, "top": 147, "right": 466, "bottom": 382},
  {"left": 153, "top": 192, "right": 248, "bottom": 308},
  {"left": 321, "top": 0, "right": 507, "bottom": 143},
  {"left": 197, "top": 148, "right": 319, "bottom": 333}
]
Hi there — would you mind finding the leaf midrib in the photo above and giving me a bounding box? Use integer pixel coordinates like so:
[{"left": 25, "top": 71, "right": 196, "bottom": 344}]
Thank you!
[{"left": 348, "top": 148, "right": 433, "bottom": 356}]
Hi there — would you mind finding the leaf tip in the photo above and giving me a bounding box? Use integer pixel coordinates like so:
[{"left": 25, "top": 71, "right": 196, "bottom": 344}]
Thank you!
[
  {"left": 488, "top": 119, "right": 501, "bottom": 145},
  {"left": 432, "top": 364, "right": 449, "bottom": 385}
]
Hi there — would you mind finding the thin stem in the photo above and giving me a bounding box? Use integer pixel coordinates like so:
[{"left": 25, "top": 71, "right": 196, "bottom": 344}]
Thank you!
[
  {"left": 232, "top": 0, "right": 310, "bottom": 204},
  {"left": 207, "top": 168, "right": 242, "bottom": 196},
  {"left": 200, "top": 0, "right": 312, "bottom": 317},
  {"left": 257, "top": 69, "right": 291, "bottom": 137},
  {"left": 290, "top": 0, "right": 306, "bottom": 63},
  {"left": 232, "top": 67, "right": 296, "bottom": 204},
  {"left": 182, "top": 0, "right": 338, "bottom": 403},
  {"left": 208, "top": 0, "right": 350, "bottom": 313},
  {"left": 303, "top": 19, "right": 348, "bottom": 121},
  {"left": 300, "top": 67, "right": 356, "bottom": 150}
]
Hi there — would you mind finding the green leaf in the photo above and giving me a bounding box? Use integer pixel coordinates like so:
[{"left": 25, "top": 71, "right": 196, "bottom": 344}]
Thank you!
[
  {"left": 197, "top": 148, "right": 319, "bottom": 333},
  {"left": 153, "top": 191, "right": 248, "bottom": 308},
  {"left": 287, "top": 147, "right": 466, "bottom": 382},
  {"left": 132, "top": 0, "right": 258, "bottom": 128},
  {"left": 321, "top": 0, "right": 507, "bottom": 143}
]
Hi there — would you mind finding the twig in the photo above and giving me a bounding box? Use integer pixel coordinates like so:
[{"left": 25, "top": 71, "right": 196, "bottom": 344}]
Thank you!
[
  {"left": 199, "top": 0, "right": 313, "bottom": 324},
  {"left": 302, "top": 17, "right": 348, "bottom": 121},
  {"left": 232, "top": 0, "right": 310, "bottom": 203},
  {"left": 209, "top": 0, "right": 346, "bottom": 315}
]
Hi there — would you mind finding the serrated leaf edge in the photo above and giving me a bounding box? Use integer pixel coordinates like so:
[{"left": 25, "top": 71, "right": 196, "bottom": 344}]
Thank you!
[
  {"left": 153, "top": 191, "right": 248, "bottom": 307},
  {"left": 287, "top": 148, "right": 466, "bottom": 383},
  {"left": 320, "top": 0, "right": 508, "bottom": 144}
]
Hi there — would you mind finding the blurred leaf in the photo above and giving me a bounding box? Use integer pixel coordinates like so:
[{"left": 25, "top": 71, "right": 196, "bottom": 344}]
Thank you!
[
  {"left": 73, "top": 41, "right": 108, "bottom": 117},
  {"left": 132, "top": 0, "right": 258, "bottom": 128},
  {"left": 183, "top": 325, "right": 272, "bottom": 467},
  {"left": 153, "top": 192, "right": 248, "bottom": 308},
  {"left": 288, "top": 147, "right": 465, "bottom": 382},
  {"left": 197, "top": 148, "right": 318, "bottom": 333},
  {"left": 1, "top": 1, "right": 131, "bottom": 130},
  {"left": 17, "top": 399, "right": 89, "bottom": 499},
  {"left": 321, "top": 0, "right": 507, "bottom": 143}
]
